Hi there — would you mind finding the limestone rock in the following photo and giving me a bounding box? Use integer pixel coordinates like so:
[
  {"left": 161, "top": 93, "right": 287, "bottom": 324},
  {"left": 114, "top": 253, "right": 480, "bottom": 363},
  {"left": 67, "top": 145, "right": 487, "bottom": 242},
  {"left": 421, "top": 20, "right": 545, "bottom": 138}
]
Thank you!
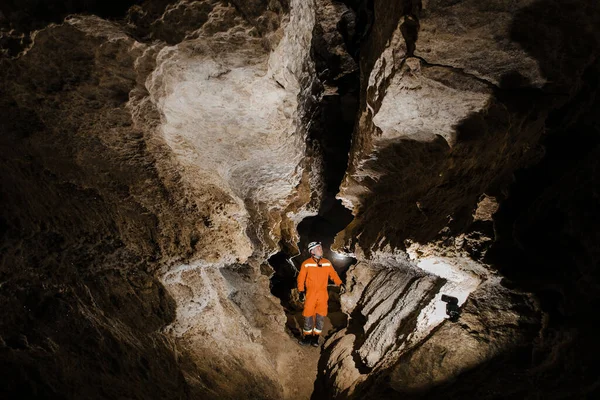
[
  {"left": 1, "top": 0, "right": 600, "bottom": 399},
  {"left": 325, "top": 0, "right": 600, "bottom": 399},
  {"left": 1, "top": 1, "right": 321, "bottom": 398},
  {"left": 336, "top": 0, "right": 600, "bottom": 254}
]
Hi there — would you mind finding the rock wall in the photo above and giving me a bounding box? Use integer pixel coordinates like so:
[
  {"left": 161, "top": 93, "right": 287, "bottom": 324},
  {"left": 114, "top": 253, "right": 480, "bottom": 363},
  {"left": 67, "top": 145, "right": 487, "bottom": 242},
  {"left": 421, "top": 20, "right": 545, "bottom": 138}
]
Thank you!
[
  {"left": 147, "top": 1, "right": 323, "bottom": 397},
  {"left": 0, "top": 14, "right": 195, "bottom": 399},
  {"left": 322, "top": 0, "right": 600, "bottom": 398},
  {"left": 1, "top": 0, "right": 599, "bottom": 399},
  {"left": 1, "top": 1, "right": 324, "bottom": 398}
]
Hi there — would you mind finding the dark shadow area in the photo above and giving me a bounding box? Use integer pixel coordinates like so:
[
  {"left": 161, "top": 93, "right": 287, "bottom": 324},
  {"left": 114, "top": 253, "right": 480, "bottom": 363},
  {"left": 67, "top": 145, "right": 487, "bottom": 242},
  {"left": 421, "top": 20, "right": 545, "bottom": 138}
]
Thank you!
[
  {"left": 465, "top": 2, "right": 600, "bottom": 397},
  {"left": 342, "top": 0, "right": 600, "bottom": 398},
  {"left": 0, "top": 7, "right": 200, "bottom": 397},
  {"left": 0, "top": 0, "right": 141, "bottom": 30},
  {"left": 0, "top": 0, "right": 146, "bottom": 56}
]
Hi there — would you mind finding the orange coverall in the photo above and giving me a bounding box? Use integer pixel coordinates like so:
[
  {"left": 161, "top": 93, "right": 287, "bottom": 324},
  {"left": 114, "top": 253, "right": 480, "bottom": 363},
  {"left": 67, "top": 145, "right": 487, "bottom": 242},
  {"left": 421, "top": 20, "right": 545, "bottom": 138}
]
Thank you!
[{"left": 297, "top": 257, "right": 342, "bottom": 318}]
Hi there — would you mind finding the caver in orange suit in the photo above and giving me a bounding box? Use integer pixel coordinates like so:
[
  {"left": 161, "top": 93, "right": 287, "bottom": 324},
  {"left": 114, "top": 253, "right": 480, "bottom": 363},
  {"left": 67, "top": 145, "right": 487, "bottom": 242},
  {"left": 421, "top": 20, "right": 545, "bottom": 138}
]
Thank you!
[{"left": 297, "top": 256, "right": 342, "bottom": 336}]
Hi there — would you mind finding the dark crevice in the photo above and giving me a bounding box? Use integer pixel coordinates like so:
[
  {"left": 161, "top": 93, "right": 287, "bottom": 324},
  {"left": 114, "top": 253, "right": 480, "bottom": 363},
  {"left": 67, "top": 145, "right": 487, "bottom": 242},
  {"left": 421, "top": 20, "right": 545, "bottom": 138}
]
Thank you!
[
  {"left": 268, "top": 0, "right": 367, "bottom": 341},
  {"left": 340, "top": 0, "right": 374, "bottom": 61}
]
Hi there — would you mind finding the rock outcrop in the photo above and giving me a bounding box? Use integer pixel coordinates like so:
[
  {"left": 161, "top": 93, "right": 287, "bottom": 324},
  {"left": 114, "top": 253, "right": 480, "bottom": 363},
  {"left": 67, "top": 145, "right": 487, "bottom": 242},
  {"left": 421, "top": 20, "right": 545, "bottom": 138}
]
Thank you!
[
  {"left": 1, "top": 1, "right": 325, "bottom": 398},
  {"left": 321, "top": 0, "right": 600, "bottom": 398},
  {"left": 1, "top": 0, "right": 599, "bottom": 399}
]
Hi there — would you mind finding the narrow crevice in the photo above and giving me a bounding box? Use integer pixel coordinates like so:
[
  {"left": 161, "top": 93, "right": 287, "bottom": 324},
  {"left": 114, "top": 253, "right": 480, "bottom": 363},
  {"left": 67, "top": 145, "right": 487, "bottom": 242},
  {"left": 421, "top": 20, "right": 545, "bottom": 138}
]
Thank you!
[{"left": 268, "top": 1, "right": 365, "bottom": 343}]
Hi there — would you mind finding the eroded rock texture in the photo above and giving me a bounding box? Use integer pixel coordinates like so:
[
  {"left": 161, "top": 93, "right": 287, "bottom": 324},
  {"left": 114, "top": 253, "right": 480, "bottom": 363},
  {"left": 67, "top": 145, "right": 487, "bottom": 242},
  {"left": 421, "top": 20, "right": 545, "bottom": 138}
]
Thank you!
[
  {"left": 324, "top": 0, "right": 600, "bottom": 399},
  {"left": 1, "top": 0, "right": 600, "bottom": 399},
  {"left": 1, "top": 1, "right": 324, "bottom": 399}
]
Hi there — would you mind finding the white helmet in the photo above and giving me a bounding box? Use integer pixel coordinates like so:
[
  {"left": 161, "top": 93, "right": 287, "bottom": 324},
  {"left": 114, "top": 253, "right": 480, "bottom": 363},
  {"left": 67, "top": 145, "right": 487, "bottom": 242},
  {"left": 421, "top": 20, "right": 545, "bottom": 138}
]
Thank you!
[{"left": 307, "top": 241, "right": 321, "bottom": 253}]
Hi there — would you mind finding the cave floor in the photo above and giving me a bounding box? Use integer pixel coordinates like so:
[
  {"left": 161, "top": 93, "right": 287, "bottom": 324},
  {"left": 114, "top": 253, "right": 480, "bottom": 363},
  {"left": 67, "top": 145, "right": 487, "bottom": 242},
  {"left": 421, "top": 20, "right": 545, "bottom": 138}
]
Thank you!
[{"left": 275, "top": 289, "right": 347, "bottom": 399}]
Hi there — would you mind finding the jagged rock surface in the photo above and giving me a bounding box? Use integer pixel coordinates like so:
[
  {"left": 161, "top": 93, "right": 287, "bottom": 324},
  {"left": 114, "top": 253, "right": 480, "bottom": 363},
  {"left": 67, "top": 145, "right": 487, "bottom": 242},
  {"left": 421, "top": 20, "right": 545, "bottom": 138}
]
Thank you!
[
  {"left": 324, "top": 0, "right": 600, "bottom": 399},
  {"left": 1, "top": 1, "right": 323, "bottom": 399},
  {"left": 1, "top": 0, "right": 600, "bottom": 399},
  {"left": 336, "top": 0, "right": 599, "bottom": 252},
  {"left": 313, "top": 256, "right": 445, "bottom": 398}
]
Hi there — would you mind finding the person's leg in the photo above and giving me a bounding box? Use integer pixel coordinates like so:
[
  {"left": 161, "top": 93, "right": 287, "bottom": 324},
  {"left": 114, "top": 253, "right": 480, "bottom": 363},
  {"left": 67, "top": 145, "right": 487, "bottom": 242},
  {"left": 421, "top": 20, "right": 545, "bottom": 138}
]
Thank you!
[
  {"left": 303, "top": 314, "right": 315, "bottom": 336},
  {"left": 310, "top": 313, "right": 326, "bottom": 346},
  {"left": 314, "top": 313, "right": 325, "bottom": 335},
  {"left": 299, "top": 293, "right": 317, "bottom": 345},
  {"left": 299, "top": 315, "right": 314, "bottom": 345},
  {"left": 311, "top": 296, "right": 328, "bottom": 346}
]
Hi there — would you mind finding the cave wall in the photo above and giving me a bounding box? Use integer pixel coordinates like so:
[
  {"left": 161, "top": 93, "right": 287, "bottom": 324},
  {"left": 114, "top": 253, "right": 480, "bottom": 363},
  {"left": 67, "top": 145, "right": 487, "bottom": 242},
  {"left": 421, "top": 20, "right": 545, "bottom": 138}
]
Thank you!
[
  {"left": 335, "top": 0, "right": 600, "bottom": 252},
  {"left": 2, "top": 0, "right": 599, "bottom": 399},
  {"left": 323, "top": 0, "right": 600, "bottom": 399},
  {"left": 0, "top": 1, "right": 324, "bottom": 398},
  {"left": 0, "top": 14, "right": 196, "bottom": 399}
]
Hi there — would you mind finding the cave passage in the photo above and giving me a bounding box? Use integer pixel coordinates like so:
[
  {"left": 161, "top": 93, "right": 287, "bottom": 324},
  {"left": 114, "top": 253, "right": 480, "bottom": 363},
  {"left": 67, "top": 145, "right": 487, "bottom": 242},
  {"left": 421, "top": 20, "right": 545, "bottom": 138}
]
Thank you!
[
  {"left": 269, "top": 73, "right": 359, "bottom": 340},
  {"left": 269, "top": 196, "right": 357, "bottom": 339}
]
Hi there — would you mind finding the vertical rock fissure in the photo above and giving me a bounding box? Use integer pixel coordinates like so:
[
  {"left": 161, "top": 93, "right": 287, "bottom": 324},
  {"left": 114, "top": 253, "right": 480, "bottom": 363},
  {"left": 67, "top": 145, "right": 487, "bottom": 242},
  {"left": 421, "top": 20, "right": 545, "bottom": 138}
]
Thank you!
[
  {"left": 264, "top": 5, "right": 374, "bottom": 397},
  {"left": 267, "top": 0, "right": 362, "bottom": 336}
]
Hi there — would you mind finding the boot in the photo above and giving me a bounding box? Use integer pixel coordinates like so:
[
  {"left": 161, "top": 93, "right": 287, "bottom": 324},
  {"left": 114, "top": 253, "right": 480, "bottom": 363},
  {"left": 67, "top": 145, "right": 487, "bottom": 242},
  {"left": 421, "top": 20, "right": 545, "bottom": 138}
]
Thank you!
[
  {"left": 298, "top": 334, "right": 312, "bottom": 346},
  {"left": 311, "top": 334, "right": 320, "bottom": 347}
]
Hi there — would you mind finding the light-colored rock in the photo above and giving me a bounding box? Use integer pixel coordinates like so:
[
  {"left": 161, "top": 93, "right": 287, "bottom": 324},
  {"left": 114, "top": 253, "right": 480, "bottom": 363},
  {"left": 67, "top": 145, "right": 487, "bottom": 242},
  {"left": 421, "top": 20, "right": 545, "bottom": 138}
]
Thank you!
[
  {"left": 146, "top": 0, "right": 321, "bottom": 397},
  {"left": 373, "top": 59, "right": 491, "bottom": 146},
  {"left": 387, "top": 276, "right": 540, "bottom": 394},
  {"left": 315, "top": 255, "right": 445, "bottom": 396},
  {"left": 1, "top": 1, "right": 321, "bottom": 398},
  {"left": 473, "top": 194, "right": 499, "bottom": 222},
  {"left": 334, "top": 0, "right": 570, "bottom": 253}
]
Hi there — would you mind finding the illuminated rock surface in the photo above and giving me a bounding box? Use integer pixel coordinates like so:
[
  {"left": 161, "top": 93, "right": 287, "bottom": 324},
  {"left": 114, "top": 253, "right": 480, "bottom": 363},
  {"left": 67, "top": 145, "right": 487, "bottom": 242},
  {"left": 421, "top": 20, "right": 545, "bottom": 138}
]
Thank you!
[{"left": 1, "top": 1, "right": 599, "bottom": 399}]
